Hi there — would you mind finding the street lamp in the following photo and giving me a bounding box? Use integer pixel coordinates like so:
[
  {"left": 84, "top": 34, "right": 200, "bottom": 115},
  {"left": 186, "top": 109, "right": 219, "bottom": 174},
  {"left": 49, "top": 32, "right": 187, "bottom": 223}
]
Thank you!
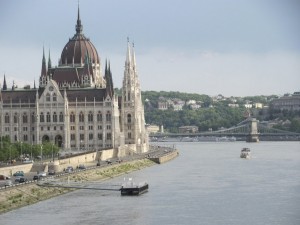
[
  {"left": 52, "top": 143, "right": 54, "bottom": 162},
  {"left": 9, "top": 145, "right": 11, "bottom": 164},
  {"left": 20, "top": 141, "right": 23, "bottom": 162},
  {"left": 40, "top": 145, "right": 43, "bottom": 164}
]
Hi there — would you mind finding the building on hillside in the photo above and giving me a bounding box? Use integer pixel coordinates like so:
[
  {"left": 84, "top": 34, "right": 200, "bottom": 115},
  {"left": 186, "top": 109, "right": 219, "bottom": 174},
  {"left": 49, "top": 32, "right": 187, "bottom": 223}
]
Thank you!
[
  {"left": 271, "top": 92, "right": 300, "bottom": 111},
  {"left": 0, "top": 6, "right": 149, "bottom": 154}
]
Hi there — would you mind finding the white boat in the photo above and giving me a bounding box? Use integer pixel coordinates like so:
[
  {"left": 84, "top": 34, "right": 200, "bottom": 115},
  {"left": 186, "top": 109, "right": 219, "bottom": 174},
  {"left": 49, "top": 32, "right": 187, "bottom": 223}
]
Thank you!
[{"left": 240, "top": 148, "right": 251, "bottom": 159}]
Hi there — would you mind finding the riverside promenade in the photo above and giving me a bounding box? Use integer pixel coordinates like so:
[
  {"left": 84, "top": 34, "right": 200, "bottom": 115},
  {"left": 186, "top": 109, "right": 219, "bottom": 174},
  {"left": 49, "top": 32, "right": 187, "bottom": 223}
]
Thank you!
[{"left": 0, "top": 145, "right": 178, "bottom": 214}]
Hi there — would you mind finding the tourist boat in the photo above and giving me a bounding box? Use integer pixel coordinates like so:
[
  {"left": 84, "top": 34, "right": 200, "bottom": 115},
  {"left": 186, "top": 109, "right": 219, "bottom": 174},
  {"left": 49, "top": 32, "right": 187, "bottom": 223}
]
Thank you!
[
  {"left": 240, "top": 148, "right": 251, "bottom": 159},
  {"left": 120, "top": 178, "right": 149, "bottom": 196}
]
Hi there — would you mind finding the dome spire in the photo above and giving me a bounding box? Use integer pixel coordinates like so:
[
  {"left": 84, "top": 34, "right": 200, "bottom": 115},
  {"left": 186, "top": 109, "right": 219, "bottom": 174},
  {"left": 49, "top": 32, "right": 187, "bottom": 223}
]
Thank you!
[{"left": 76, "top": 3, "right": 83, "bottom": 34}]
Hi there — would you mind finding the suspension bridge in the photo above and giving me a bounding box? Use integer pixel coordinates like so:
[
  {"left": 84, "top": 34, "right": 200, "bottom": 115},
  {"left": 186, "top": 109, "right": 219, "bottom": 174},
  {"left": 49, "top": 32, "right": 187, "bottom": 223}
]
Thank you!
[{"left": 149, "top": 118, "right": 300, "bottom": 142}]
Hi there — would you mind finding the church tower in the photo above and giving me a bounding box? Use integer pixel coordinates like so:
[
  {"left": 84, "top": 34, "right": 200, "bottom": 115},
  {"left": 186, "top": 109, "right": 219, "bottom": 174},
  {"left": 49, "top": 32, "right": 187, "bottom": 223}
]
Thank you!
[{"left": 121, "top": 40, "right": 149, "bottom": 153}]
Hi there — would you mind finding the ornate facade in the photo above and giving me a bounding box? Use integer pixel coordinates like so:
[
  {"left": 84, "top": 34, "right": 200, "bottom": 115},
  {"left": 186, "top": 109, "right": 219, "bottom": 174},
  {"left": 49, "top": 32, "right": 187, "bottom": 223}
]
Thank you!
[{"left": 0, "top": 7, "right": 149, "bottom": 154}]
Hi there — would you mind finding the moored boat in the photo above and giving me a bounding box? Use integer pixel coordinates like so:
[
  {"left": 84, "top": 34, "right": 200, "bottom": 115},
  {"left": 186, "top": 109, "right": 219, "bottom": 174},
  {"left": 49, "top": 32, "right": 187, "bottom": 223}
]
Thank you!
[{"left": 120, "top": 178, "right": 149, "bottom": 196}]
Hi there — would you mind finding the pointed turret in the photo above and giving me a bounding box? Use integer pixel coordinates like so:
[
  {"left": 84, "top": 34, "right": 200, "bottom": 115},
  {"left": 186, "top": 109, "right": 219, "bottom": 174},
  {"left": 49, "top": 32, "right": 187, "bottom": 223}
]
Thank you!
[
  {"left": 33, "top": 80, "right": 36, "bottom": 89},
  {"left": 41, "top": 47, "right": 47, "bottom": 77},
  {"left": 48, "top": 49, "right": 52, "bottom": 69},
  {"left": 2, "top": 74, "right": 7, "bottom": 90},
  {"left": 76, "top": 3, "right": 83, "bottom": 34},
  {"left": 125, "top": 37, "right": 131, "bottom": 67},
  {"left": 132, "top": 41, "right": 136, "bottom": 71},
  {"left": 105, "top": 60, "right": 114, "bottom": 97}
]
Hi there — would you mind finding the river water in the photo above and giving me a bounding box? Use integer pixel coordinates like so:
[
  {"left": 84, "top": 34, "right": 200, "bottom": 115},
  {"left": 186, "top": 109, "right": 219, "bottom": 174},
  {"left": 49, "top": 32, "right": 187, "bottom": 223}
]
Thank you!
[{"left": 1, "top": 141, "right": 299, "bottom": 225}]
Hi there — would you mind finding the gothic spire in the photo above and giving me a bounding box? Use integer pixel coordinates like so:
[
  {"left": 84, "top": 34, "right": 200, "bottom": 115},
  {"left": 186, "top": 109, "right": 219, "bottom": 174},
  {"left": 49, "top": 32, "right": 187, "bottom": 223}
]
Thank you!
[
  {"left": 33, "top": 80, "right": 36, "bottom": 89},
  {"left": 76, "top": 3, "right": 83, "bottom": 34},
  {"left": 132, "top": 41, "right": 136, "bottom": 71},
  {"left": 3, "top": 74, "right": 7, "bottom": 90},
  {"left": 105, "top": 60, "right": 114, "bottom": 97},
  {"left": 48, "top": 49, "right": 52, "bottom": 69},
  {"left": 41, "top": 46, "right": 47, "bottom": 77},
  {"left": 125, "top": 37, "right": 131, "bottom": 66}
]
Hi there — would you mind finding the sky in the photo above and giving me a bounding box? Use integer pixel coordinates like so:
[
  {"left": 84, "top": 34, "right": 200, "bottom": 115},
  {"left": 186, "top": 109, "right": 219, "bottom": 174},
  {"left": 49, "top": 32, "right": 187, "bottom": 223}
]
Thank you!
[{"left": 0, "top": 0, "right": 299, "bottom": 97}]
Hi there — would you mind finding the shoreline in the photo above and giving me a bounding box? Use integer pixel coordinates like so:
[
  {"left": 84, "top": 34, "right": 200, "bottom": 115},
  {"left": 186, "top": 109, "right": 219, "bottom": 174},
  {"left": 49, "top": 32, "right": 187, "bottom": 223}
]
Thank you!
[{"left": 0, "top": 158, "right": 156, "bottom": 214}]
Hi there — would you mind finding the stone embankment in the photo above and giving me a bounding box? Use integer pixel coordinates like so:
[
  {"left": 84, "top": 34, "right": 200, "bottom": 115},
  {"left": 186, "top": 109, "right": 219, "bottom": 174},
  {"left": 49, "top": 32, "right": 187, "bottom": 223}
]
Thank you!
[{"left": 0, "top": 147, "right": 179, "bottom": 214}]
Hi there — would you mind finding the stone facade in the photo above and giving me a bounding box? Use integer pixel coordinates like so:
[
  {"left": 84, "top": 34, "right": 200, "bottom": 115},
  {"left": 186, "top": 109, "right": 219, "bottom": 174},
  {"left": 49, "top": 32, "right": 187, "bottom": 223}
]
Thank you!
[{"left": 0, "top": 7, "right": 148, "bottom": 154}]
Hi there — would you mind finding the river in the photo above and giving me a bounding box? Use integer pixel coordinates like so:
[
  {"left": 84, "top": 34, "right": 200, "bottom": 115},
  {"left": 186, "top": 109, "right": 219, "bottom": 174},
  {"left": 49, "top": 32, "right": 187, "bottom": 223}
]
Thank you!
[{"left": 1, "top": 141, "right": 299, "bottom": 225}]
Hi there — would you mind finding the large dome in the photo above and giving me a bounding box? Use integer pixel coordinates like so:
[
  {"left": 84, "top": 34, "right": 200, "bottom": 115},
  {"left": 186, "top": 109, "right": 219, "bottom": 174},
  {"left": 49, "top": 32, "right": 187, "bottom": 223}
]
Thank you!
[{"left": 60, "top": 8, "right": 99, "bottom": 65}]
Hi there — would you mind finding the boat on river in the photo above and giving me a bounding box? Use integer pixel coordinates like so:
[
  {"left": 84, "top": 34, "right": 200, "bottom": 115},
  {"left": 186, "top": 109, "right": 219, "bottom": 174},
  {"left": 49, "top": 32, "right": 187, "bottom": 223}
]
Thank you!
[
  {"left": 240, "top": 148, "right": 251, "bottom": 159},
  {"left": 120, "top": 178, "right": 149, "bottom": 196}
]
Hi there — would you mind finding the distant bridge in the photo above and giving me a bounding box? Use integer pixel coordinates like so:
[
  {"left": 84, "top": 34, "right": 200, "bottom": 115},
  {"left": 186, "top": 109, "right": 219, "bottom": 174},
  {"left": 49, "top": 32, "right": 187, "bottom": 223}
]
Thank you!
[{"left": 149, "top": 118, "right": 300, "bottom": 142}]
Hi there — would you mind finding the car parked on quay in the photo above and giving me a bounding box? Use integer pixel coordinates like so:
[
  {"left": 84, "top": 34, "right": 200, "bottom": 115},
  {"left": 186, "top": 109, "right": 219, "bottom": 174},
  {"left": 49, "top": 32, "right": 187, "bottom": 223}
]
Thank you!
[{"left": 13, "top": 171, "right": 24, "bottom": 177}]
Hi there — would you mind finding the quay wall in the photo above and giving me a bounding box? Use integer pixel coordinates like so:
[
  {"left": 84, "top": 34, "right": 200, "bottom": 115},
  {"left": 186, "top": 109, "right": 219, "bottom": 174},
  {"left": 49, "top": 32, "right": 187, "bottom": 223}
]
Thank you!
[
  {"left": 0, "top": 149, "right": 117, "bottom": 176},
  {"left": 0, "top": 164, "right": 33, "bottom": 177},
  {"left": 150, "top": 149, "right": 179, "bottom": 164}
]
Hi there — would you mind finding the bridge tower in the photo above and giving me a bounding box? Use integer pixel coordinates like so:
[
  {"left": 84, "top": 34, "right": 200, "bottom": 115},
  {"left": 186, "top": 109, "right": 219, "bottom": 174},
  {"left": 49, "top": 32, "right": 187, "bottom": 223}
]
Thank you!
[{"left": 246, "top": 118, "right": 259, "bottom": 142}]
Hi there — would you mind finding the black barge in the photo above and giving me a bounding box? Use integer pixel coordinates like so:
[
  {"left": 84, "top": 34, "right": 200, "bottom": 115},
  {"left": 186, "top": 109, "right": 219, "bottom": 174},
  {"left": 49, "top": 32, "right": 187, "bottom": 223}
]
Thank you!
[{"left": 120, "top": 181, "right": 149, "bottom": 196}]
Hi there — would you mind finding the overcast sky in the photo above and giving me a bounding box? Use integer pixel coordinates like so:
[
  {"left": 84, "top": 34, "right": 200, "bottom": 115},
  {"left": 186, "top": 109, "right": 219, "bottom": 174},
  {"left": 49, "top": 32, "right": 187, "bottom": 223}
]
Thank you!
[{"left": 0, "top": 0, "right": 299, "bottom": 97}]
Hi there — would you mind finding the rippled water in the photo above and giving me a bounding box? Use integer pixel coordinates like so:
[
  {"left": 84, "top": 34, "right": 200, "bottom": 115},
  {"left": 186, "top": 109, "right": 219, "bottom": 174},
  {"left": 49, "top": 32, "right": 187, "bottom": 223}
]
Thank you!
[{"left": 1, "top": 142, "right": 300, "bottom": 225}]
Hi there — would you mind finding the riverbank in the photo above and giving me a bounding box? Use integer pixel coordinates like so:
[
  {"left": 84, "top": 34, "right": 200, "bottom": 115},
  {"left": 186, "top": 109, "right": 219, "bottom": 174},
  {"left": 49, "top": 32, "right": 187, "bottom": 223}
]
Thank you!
[{"left": 0, "top": 158, "right": 155, "bottom": 214}]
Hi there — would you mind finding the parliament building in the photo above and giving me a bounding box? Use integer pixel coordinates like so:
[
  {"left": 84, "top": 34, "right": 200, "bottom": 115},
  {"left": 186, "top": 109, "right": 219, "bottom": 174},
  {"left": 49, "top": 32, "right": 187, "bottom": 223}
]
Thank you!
[{"left": 0, "top": 7, "right": 149, "bottom": 154}]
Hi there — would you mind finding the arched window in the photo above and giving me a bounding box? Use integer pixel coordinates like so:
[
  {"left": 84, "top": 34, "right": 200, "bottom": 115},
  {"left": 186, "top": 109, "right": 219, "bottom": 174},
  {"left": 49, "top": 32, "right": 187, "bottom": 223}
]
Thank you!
[
  {"left": 31, "top": 113, "right": 35, "bottom": 123},
  {"left": 128, "top": 93, "right": 131, "bottom": 101},
  {"left": 14, "top": 113, "right": 18, "bottom": 123},
  {"left": 5, "top": 113, "right": 10, "bottom": 123},
  {"left": 106, "top": 111, "right": 111, "bottom": 122},
  {"left": 53, "top": 112, "right": 57, "bottom": 122},
  {"left": 88, "top": 111, "right": 93, "bottom": 122},
  {"left": 46, "top": 93, "right": 50, "bottom": 101},
  {"left": 127, "top": 114, "right": 131, "bottom": 123},
  {"left": 40, "top": 112, "right": 44, "bottom": 122},
  {"left": 97, "top": 111, "right": 102, "bottom": 122},
  {"left": 23, "top": 113, "right": 28, "bottom": 123},
  {"left": 79, "top": 112, "right": 84, "bottom": 122},
  {"left": 46, "top": 112, "right": 51, "bottom": 122},
  {"left": 59, "top": 112, "right": 64, "bottom": 122},
  {"left": 53, "top": 93, "right": 57, "bottom": 101},
  {"left": 128, "top": 132, "right": 132, "bottom": 139},
  {"left": 70, "top": 112, "right": 75, "bottom": 123}
]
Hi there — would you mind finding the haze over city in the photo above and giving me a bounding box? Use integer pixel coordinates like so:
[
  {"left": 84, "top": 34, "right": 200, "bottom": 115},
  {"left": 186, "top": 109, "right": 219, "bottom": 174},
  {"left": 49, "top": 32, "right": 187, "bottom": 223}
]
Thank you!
[{"left": 0, "top": 0, "right": 299, "bottom": 97}]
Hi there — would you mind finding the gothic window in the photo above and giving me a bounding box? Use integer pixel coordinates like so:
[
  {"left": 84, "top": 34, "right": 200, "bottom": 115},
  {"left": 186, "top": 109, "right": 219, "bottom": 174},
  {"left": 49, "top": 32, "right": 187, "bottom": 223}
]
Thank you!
[
  {"left": 31, "top": 113, "right": 35, "bottom": 123},
  {"left": 79, "top": 112, "right": 84, "bottom": 122},
  {"left": 70, "top": 134, "right": 75, "bottom": 141},
  {"left": 40, "top": 113, "right": 45, "bottom": 122},
  {"left": 80, "top": 134, "right": 84, "bottom": 142},
  {"left": 59, "top": 112, "right": 64, "bottom": 122},
  {"left": 46, "top": 93, "right": 50, "bottom": 101},
  {"left": 97, "top": 111, "right": 102, "bottom": 122},
  {"left": 128, "top": 93, "right": 130, "bottom": 101},
  {"left": 98, "top": 133, "right": 103, "bottom": 140},
  {"left": 89, "top": 133, "right": 93, "bottom": 140},
  {"left": 23, "top": 134, "right": 28, "bottom": 141},
  {"left": 88, "top": 111, "right": 93, "bottom": 123},
  {"left": 14, "top": 135, "right": 17, "bottom": 142},
  {"left": 5, "top": 113, "right": 10, "bottom": 123},
  {"left": 53, "top": 112, "right": 57, "bottom": 122},
  {"left": 14, "top": 113, "right": 18, "bottom": 123},
  {"left": 53, "top": 93, "right": 57, "bottom": 101},
  {"left": 107, "top": 133, "right": 112, "bottom": 140},
  {"left": 106, "top": 111, "right": 111, "bottom": 122},
  {"left": 128, "top": 132, "right": 132, "bottom": 139},
  {"left": 127, "top": 114, "right": 132, "bottom": 123},
  {"left": 70, "top": 112, "right": 75, "bottom": 123},
  {"left": 32, "top": 134, "right": 35, "bottom": 142},
  {"left": 46, "top": 112, "right": 51, "bottom": 122},
  {"left": 22, "top": 113, "right": 28, "bottom": 123}
]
